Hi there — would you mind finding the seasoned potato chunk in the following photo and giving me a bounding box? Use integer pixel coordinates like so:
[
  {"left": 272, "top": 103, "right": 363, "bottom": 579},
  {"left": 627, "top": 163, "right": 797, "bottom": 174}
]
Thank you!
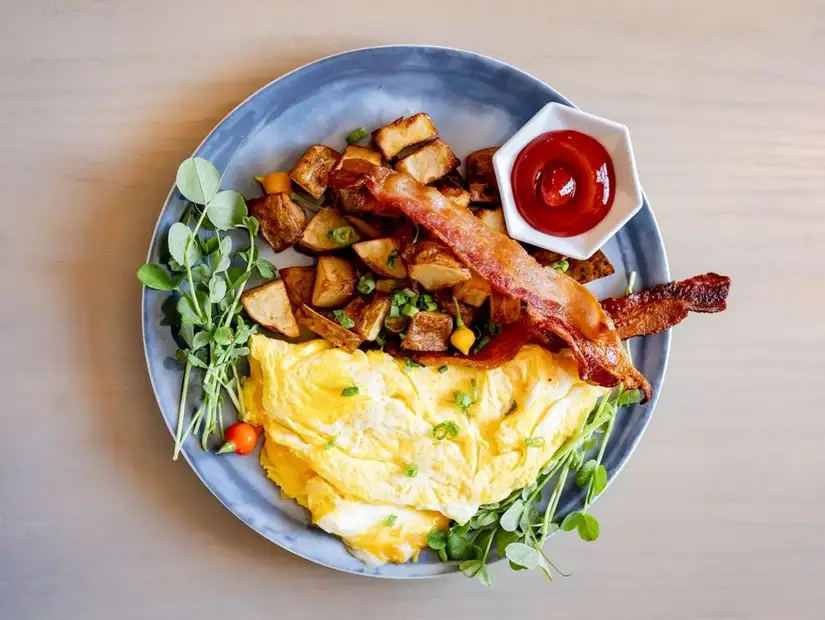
[
  {"left": 352, "top": 238, "right": 407, "bottom": 278},
  {"left": 476, "top": 207, "right": 508, "bottom": 235},
  {"left": 490, "top": 292, "right": 522, "bottom": 324},
  {"left": 311, "top": 256, "right": 356, "bottom": 308},
  {"left": 296, "top": 304, "right": 363, "bottom": 353},
  {"left": 407, "top": 241, "right": 471, "bottom": 291},
  {"left": 376, "top": 278, "right": 409, "bottom": 293},
  {"left": 394, "top": 138, "right": 460, "bottom": 185},
  {"left": 280, "top": 266, "right": 315, "bottom": 307},
  {"left": 532, "top": 249, "right": 615, "bottom": 284},
  {"left": 248, "top": 193, "right": 306, "bottom": 253},
  {"left": 348, "top": 293, "right": 392, "bottom": 341},
  {"left": 433, "top": 172, "right": 471, "bottom": 209},
  {"left": 466, "top": 146, "right": 500, "bottom": 203},
  {"left": 401, "top": 311, "right": 453, "bottom": 351},
  {"left": 372, "top": 113, "right": 438, "bottom": 160},
  {"left": 300, "top": 207, "right": 361, "bottom": 253},
  {"left": 334, "top": 145, "right": 384, "bottom": 169},
  {"left": 241, "top": 280, "right": 300, "bottom": 338},
  {"left": 289, "top": 144, "right": 341, "bottom": 199},
  {"left": 344, "top": 215, "right": 385, "bottom": 239},
  {"left": 452, "top": 271, "right": 491, "bottom": 308}
]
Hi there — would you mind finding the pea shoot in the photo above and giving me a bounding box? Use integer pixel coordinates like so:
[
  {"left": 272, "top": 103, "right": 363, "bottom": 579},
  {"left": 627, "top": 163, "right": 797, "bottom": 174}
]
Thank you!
[
  {"left": 137, "top": 156, "right": 269, "bottom": 459},
  {"left": 290, "top": 191, "right": 321, "bottom": 212}
]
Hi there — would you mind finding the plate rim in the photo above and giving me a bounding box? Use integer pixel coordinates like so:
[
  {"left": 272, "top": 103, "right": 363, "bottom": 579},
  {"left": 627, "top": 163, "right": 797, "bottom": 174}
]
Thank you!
[{"left": 141, "top": 44, "right": 671, "bottom": 579}]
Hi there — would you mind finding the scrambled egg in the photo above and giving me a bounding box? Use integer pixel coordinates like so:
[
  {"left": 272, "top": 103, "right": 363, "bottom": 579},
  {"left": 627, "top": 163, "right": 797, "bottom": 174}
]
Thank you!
[{"left": 242, "top": 334, "right": 606, "bottom": 565}]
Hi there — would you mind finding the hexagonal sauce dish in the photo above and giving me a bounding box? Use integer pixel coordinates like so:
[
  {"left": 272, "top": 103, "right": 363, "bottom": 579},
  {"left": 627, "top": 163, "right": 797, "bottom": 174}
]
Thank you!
[{"left": 492, "top": 102, "right": 643, "bottom": 260}]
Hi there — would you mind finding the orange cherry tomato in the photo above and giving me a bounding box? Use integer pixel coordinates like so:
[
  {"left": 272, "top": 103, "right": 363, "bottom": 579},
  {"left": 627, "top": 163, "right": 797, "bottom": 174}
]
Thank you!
[{"left": 217, "top": 422, "right": 259, "bottom": 455}]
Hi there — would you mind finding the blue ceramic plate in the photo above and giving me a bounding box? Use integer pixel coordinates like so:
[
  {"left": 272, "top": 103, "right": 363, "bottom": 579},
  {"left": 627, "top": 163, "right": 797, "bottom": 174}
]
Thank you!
[{"left": 142, "top": 45, "right": 670, "bottom": 579}]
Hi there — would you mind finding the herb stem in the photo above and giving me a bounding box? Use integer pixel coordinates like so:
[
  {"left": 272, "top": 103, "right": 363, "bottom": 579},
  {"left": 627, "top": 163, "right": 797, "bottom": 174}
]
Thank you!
[
  {"left": 221, "top": 226, "right": 256, "bottom": 329},
  {"left": 172, "top": 360, "right": 193, "bottom": 460},
  {"left": 541, "top": 454, "right": 572, "bottom": 545}
]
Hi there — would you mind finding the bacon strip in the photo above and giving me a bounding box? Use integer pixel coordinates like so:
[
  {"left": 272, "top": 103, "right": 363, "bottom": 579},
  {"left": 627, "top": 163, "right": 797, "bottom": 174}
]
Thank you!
[
  {"left": 601, "top": 273, "right": 730, "bottom": 340},
  {"left": 330, "top": 161, "right": 651, "bottom": 398}
]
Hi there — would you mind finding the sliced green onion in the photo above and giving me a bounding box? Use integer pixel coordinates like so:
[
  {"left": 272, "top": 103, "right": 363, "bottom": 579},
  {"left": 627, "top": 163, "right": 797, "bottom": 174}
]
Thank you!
[{"left": 346, "top": 127, "right": 369, "bottom": 144}]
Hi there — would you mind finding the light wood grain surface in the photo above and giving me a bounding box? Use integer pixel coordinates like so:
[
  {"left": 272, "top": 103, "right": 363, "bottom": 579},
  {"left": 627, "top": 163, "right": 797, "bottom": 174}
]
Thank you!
[{"left": 1, "top": 2, "right": 823, "bottom": 618}]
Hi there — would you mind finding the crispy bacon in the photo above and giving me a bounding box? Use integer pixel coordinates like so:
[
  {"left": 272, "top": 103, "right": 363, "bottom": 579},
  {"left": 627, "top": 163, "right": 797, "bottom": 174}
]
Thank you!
[
  {"left": 330, "top": 161, "right": 651, "bottom": 398},
  {"left": 602, "top": 273, "right": 730, "bottom": 340},
  {"left": 408, "top": 319, "right": 533, "bottom": 368}
]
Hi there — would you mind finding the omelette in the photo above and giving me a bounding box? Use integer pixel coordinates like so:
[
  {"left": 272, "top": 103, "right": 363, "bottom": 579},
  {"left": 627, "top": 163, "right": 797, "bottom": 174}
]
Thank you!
[{"left": 242, "top": 334, "right": 607, "bottom": 566}]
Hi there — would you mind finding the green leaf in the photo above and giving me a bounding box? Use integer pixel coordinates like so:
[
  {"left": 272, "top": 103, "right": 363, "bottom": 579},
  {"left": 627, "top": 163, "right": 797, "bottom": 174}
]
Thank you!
[
  {"left": 494, "top": 529, "right": 520, "bottom": 558},
  {"left": 575, "top": 459, "right": 598, "bottom": 488},
  {"left": 179, "top": 323, "right": 195, "bottom": 347},
  {"left": 560, "top": 511, "right": 583, "bottom": 532},
  {"left": 209, "top": 278, "right": 227, "bottom": 303},
  {"left": 591, "top": 464, "right": 608, "bottom": 497},
  {"left": 438, "top": 548, "right": 449, "bottom": 563},
  {"left": 476, "top": 566, "right": 494, "bottom": 587},
  {"left": 177, "top": 295, "right": 202, "bottom": 325},
  {"left": 191, "top": 331, "right": 211, "bottom": 350},
  {"left": 243, "top": 215, "right": 260, "bottom": 236},
  {"left": 569, "top": 448, "right": 583, "bottom": 470},
  {"left": 499, "top": 499, "right": 524, "bottom": 532},
  {"left": 206, "top": 190, "right": 248, "bottom": 231},
  {"left": 616, "top": 388, "right": 643, "bottom": 407},
  {"left": 167, "top": 223, "right": 197, "bottom": 267},
  {"left": 190, "top": 264, "right": 211, "bottom": 284},
  {"left": 176, "top": 157, "right": 220, "bottom": 205},
  {"left": 256, "top": 259, "right": 278, "bottom": 280},
  {"left": 519, "top": 504, "right": 539, "bottom": 533},
  {"left": 427, "top": 529, "right": 449, "bottom": 551},
  {"left": 187, "top": 352, "right": 209, "bottom": 369},
  {"left": 505, "top": 542, "right": 540, "bottom": 570},
  {"left": 582, "top": 436, "right": 598, "bottom": 452},
  {"left": 447, "top": 532, "right": 470, "bottom": 561},
  {"left": 472, "top": 511, "right": 498, "bottom": 528},
  {"left": 213, "top": 326, "right": 233, "bottom": 346},
  {"left": 201, "top": 236, "right": 220, "bottom": 255},
  {"left": 220, "top": 235, "right": 233, "bottom": 256},
  {"left": 577, "top": 513, "right": 600, "bottom": 542},
  {"left": 459, "top": 559, "right": 482, "bottom": 578},
  {"left": 229, "top": 271, "right": 250, "bottom": 292},
  {"left": 137, "top": 264, "right": 177, "bottom": 291}
]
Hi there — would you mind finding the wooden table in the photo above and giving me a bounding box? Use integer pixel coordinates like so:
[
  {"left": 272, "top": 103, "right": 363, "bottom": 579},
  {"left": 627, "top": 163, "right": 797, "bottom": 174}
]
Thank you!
[{"left": 1, "top": 2, "right": 823, "bottom": 618}]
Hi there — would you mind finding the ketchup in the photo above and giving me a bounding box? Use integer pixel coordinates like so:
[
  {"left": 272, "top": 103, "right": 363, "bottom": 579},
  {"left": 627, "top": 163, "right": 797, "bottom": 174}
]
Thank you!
[{"left": 511, "top": 130, "right": 615, "bottom": 237}]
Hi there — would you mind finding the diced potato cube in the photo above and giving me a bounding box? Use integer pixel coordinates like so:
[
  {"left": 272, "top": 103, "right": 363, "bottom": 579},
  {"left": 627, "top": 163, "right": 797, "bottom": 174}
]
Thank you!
[
  {"left": 311, "top": 256, "right": 356, "bottom": 308},
  {"left": 289, "top": 144, "right": 341, "bottom": 199},
  {"left": 300, "top": 207, "right": 361, "bottom": 253},
  {"left": 394, "top": 138, "right": 460, "bottom": 185},
  {"left": 248, "top": 193, "right": 306, "bottom": 253},
  {"left": 241, "top": 280, "right": 300, "bottom": 338},
  {"left": 401, "top": 311, "right": 453, "bottom": 351},
  {"left": 352, "top": 237, "right": 407, "bottom": 278},
  {"left": 372, "top": 113, "right": 438, "bottom": 160}
]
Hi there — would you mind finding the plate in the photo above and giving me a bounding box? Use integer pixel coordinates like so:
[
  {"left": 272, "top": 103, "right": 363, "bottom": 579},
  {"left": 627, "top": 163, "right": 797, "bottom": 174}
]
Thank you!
[{"left": 142, "top": 45, "right": 670, "bottom": 579}]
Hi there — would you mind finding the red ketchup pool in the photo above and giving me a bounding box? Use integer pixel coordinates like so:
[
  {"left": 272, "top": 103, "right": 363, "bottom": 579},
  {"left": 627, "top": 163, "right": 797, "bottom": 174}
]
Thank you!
[{"left": 510, "top": 130, "right": 615, "bottom": 237}]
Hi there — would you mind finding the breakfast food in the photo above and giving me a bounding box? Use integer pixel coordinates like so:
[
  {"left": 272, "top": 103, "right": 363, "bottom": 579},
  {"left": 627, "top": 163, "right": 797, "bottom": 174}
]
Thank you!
[{"left": 139, "top": 112, "right": 731, "bottom": 583}]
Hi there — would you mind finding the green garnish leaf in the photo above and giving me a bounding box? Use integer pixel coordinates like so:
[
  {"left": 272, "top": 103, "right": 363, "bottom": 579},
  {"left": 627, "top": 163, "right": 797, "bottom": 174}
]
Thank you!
[
  {"left": 186, "top": 351, "right": 209, "bottom": 370},
  {"left": 332, "top": 310, "right": 355, "bottom": 329},
  {"left": 388, "top": 304, "right": 401, "bottom": 318},
  {"left": 191, "top": 330, "right": 211, "bottom": 350},
  {"left": 590, "top": 464, "right": 608, "bottom": 497},
  {"left": 427, "top": 529, "right": 449, "bottom": 551},
  {"left": 524, "top": 436, "right": 545, "bottom": 448},
  {"left": 177, "top": 295, "right": 202, "bottom": 325},
  {"left": 505, "top": 401, "right": 518, "bottom": 416},
  {"left": 401, "top": 303, "right": 419, "bottom": 317},
  {"left": 505, "top": 542, "right": 540, "bottom": 570},
  {"left": 432, "top": 421, "right": 460, "bottom": 440},
  {"left": 499, "top": 499, "right": 524, "bottom": 532},
  {"left": 256, "top": 259, "right": 278, "bottom": 279},
  {"left": 494, "top": 529, "right": 520, "bottom": 559},
  {"left": 404, "top": 463, "right": 419, "bottom": 477},
  {"left": 346, "top": 127, "right": 369, "bottom": 144},
  {"left": 446, "top": 532, "right": 470, "bottom": 560},
  {"left": 137, "top": 264, "right": 177, "bottom": 291},
  {"left": 167, "top": 222, "right": 198, "bottom": 266},
  {"left": 549, "top": 259, "right": 569, "bottom": 272},
  {"left": 242, "top": 215, "right": 260, "bottom": 236},
  {"left": 437, "top": 365, "right": 448, "bottom": 374},
  {"left": 327, "top": 225, "right": 357, "bottom": 246},
  {"left": 290, "top": 192, "right": 321, "bottom": 212},
  {"left": 616, "top": 388, "right": 643, "bottom": 407},
  {"left": 176, "top": 157, "right": 220, "bottom": 205},
  {"left": 341, "top": 385, "right": 359, "bottom": 397},
  {"left": 209, "top": 278, "right": 227, "bottom": 303},
  {"left": 386, "top": 249, "right": 399, "bottom": 269},
  {"left": 384, "top": 514, "right": 398, "bottom": 527},
  {"left": 577, "top": 513, "right": 600, "bottom": 542},
  {"left": 357, "top": 276, "right": 376, "bottom": 294},
  {"left": 459, "top": 559, "right": 482, "bottom": 578},
  {"left": 206, "top": 190, "right": 248, "bottom": 231},
  {"left": 453, "top": 390, "right": 472, "bottom": 412},
  {"left": 212, "top": 326, "right": 233, "bottom": 346},
  {"left": 575, "top": 459, "right": 598, "bottom": 488}
]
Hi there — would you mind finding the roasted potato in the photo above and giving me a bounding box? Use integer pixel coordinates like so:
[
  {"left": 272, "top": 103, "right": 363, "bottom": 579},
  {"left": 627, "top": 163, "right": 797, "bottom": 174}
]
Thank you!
[
  {"left": 376, "top": 278, "right": 409, "bottom": 293},
  {"left": 280, "top": 265, "right": 315, "bottom": 307},
  {"left": 435, "top": 291, "right": 477, "bottom": 326},
  {"left": 348, "top": 293, "right": 391, "bottom": 341},
  {"left": 248, "top": 193, "right": 306, "bottom": 253},
  {"left": 466, "top": 147, "right": 500, "bottom": 203},
  {"left": 337, "top": 186, "right": 384, "bottom": 215},
  {"left": 401, "top": 311, "right": 453, "bottom": 351},
  {"left": 289, "top": 144, "right": 341, "bottom": 199},
  {"left": 345, "top": 215, "right": 385, "bottom": 239},
  {"left": 452, "top": 271, "right": 491, "bottom": 308},
  {"left": 335, "top": 144, "right": 384, "bottom": 169},
  {"left": 407, "top": 241, "right": 471, "bottom": 291},
  {"left": 255, "top": 171, "right": 292, "bottom": 194},
  {"left": 311, "top": 256, "right": 356, "bottom": 308},
  {"left": 296, "top": 304, "right": 363, "bottom": 353},
  {"left": 394, "top": 138, "right": 460, "bottom": 185},
  {"left": 241, "top": 279, "right": 300, "bottom": 338},
  {"left": 372, "top": 113, "right": 438, "bottom": 160},
  {"left": 300, "top": 207, "right": 361, "bottom": 252},
  {"left": 490, "top": 292, "right": 521, "bottom": 324},
  {"left": 532, "top": 249, "right": 615, "bottom": 284},
  {"left": 433, "top": 172, "right": 471, "bottom": 209},
  {"left": 353, "top": 237, "right": 407, "bottom": 278},
  {"left": 476, "top": 207, "right": 508, "bottom": 235}
]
